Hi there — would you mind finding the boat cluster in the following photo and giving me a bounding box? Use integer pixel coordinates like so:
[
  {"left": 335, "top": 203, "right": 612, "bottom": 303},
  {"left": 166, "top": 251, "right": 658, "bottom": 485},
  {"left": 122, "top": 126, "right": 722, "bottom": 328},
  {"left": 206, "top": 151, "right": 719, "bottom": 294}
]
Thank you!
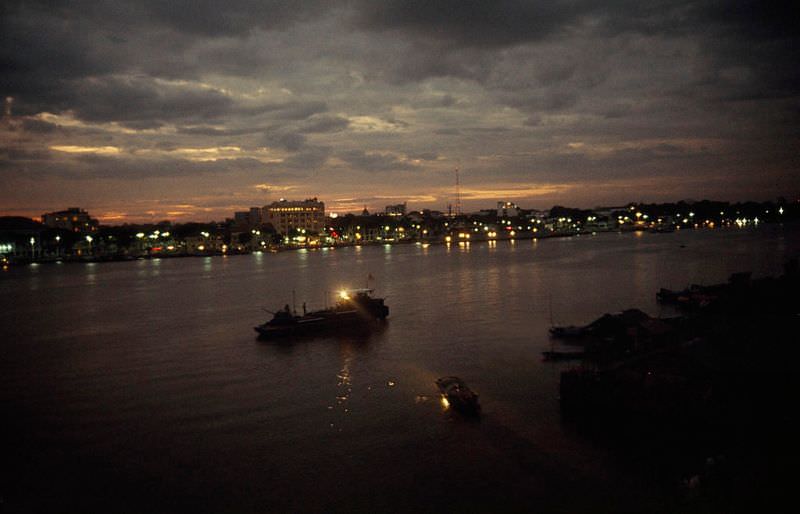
[{"left": 549, "top": 259, "right": 800, "bottom": 501}]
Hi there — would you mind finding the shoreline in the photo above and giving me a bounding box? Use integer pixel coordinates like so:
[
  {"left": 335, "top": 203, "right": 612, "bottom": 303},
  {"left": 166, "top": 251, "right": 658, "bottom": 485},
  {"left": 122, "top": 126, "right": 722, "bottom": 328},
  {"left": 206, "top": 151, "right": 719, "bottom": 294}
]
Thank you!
[{"left": 2, "top": 224, "right": 783, "bottom": 268}]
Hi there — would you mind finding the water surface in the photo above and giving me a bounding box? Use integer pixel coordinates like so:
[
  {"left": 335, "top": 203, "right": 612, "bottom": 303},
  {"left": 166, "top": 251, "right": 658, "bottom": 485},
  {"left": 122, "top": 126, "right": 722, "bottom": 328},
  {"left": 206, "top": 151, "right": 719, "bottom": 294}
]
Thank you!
[{"left": 1, "top": 226, "right": 796, "bottom": 513}]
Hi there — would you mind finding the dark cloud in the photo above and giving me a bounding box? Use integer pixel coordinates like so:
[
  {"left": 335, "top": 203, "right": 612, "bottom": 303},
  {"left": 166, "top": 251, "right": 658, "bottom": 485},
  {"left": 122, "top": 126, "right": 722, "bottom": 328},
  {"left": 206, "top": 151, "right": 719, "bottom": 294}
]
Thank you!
[
  {"left": 434, "top": 128, "right": 461, "bottom": 136},
  {"left": 336, "top": 150, "right": 415, "bottom": 172},
  {"left": 20, "top": 118, "right": 61, "bottom": 134},
  {"left": 69, "top": 77, "right": 235, "bottom": 126},
  {"left": 0, "top": 146, "right": 52, "bottom": 161},
  {"left": 353, "top": 1, "right": 795, "bottom": 48},
  {"left": 177, "top": 126, "right": 256, "bottom": 137},
  {"left": 299, "top": 115, "right": 350, "bottom": 134},
  {"left": 3, "top": 1, "right": 331, "bottom": 38},
  {"left": 253, "top": 101, "right": 328, "bottom": 121},
  {"left": 62, "top": 154, "right": 267, "bottom": 180},
  {"left": 351, "top": 0, "right": 584, "bottom": 47},
  {"left": 120, "top": 120, "right": 165, "bottom": 131},
  {"left": 408, "top": 152, "right": 438, "bottom": 161},
  {"left": 273, "top": 133, "right": 307, "bottom": 152},
  {"left": 410, "top": 94, "right": 458, "bottom": 109},
  {"left": 375, "top": 42, "right": 493, "bottom": 83},
  {"left": 138, "top": 0, "right": 330, "bottom": 37},
  {"left": 281, "top": 146, "right": 332, "bottom": 169},
  {"left": 524, "top": 115, "right": 543, "bottom": 127}
]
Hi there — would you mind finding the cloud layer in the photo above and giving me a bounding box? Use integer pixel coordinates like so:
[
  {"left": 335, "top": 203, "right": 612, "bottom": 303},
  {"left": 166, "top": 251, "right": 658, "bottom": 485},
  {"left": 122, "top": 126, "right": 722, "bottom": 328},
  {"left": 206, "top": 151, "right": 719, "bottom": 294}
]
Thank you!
[{"left": 2, "top": 0, "right": 798, "bottom": 222}]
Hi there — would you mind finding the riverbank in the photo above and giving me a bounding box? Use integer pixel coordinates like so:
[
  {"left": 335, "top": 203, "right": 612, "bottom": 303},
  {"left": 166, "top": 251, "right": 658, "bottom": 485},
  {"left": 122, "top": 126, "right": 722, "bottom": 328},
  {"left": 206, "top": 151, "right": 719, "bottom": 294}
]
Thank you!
[
  {"left": 553, "top": 260, "right": 800, "bottom": 512},
  {"left": 2, "top": 224, "right": 777, "bottom": 268}
]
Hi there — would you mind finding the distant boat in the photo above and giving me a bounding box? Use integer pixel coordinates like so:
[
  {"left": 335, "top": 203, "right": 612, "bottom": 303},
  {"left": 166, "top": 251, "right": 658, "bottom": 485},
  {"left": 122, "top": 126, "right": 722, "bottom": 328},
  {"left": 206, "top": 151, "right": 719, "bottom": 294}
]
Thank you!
[
  {"left": 436, "top": 376, "right": 480, "bottom": 416},
  {"left": 549, "top": 309, "right": 650, "bottom": 341},
  {"left": 254, "top": 288, "right": 388, "bottom": 339},
  {"left": 548, "top": 325, "right": 589, "bottom": 339}
]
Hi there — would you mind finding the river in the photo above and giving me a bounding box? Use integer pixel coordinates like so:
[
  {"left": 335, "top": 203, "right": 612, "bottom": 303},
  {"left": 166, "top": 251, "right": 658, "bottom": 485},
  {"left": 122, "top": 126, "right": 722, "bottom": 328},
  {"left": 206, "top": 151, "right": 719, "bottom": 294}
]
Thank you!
[{"left": 1, "top": 225, "right": 797, "bottom": 513}]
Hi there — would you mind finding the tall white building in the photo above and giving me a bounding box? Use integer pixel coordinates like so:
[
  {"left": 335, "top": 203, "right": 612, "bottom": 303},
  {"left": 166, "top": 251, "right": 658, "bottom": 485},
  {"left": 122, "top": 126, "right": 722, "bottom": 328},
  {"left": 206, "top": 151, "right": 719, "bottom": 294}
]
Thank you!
[{"left": 265, "top": 198, "right": 325, "bottom": 235}]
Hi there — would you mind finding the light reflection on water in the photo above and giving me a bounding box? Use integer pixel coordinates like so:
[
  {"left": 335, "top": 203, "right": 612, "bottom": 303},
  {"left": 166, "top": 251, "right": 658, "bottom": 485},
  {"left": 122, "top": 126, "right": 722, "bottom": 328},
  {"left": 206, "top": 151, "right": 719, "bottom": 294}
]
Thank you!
[{"left": 1, "top": 225, "right": 798, "bottom": 512}]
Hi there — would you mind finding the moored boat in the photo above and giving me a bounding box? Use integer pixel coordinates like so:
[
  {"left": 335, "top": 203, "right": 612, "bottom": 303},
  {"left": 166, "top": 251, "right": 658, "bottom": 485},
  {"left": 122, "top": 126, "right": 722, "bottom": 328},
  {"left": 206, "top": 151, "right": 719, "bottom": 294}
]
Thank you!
[
  {"left": 254, "top": 288, "right": 389, "bottom": 338},
  {"left": 542, "top": 350, "right": 586, "bottom": 361}
]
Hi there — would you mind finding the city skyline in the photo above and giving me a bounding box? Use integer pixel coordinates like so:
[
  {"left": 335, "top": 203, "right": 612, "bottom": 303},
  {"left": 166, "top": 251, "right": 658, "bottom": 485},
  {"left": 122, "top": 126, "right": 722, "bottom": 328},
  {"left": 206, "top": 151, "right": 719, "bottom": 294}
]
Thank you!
[{"left": 2, "top": 1, "right": 798, "bottom": 223}]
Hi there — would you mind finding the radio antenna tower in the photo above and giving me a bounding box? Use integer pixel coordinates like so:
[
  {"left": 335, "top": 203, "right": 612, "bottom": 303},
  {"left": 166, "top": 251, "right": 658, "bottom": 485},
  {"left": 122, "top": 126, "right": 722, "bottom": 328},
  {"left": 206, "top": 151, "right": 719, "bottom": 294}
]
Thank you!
[{"left": 454, "top": 164, "right": 462, "bottom": 216}]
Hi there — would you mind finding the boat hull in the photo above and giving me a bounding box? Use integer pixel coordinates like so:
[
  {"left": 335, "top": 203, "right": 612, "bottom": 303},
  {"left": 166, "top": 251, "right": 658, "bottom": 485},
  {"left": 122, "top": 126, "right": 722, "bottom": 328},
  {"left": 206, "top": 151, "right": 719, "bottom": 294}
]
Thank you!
[
  {"left": 255, "top": 289, "right": 389, "bottom": 339},
  {"left": 254, "top": 310, "right": 384, "bottom": 339},
  {"left": 436, "top": 376, "right": 481, "bottom": 416}
]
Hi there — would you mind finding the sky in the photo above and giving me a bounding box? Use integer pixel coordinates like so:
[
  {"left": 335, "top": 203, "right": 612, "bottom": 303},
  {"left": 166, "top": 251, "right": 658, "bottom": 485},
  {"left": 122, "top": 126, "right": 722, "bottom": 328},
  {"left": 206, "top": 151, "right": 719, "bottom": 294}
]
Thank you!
[{"left": 2, "top": 1, "right": 798, "bottom": 223}]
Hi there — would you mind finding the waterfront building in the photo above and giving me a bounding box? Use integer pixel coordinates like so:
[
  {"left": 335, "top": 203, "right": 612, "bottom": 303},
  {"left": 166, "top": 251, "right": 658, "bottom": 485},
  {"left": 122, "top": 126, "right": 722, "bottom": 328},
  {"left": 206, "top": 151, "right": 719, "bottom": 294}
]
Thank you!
[
  {"left": 385, "top": 203, "right": 406, "bottom": 217},
  {"left": 232, "top": 207, "right": 264, "bottom": 229},
  {"left": 264, "top": 198, "right": 325, "bottom": 235},
  {"left": 497, "top": 201, "right": 520, "bottom": 218},
  {"left": 185, "top": 233, "right": 225, "bottom": 255},
  {"left": 42, "top": 208, "right": 98, "bottom": 233},
  {"left": 233, "top": 211, "right": 250, "bottom": 226},
  {"left": 594, "top": 205, "right": 631, "bottom": 223}
]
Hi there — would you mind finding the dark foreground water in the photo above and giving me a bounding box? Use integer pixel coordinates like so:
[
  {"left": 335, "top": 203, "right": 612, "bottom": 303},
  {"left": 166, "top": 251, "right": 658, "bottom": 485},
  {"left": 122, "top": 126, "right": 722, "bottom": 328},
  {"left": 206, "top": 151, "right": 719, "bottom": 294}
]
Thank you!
[{"left": 2, "top": 226, "right": 798, "bottom": 513}]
